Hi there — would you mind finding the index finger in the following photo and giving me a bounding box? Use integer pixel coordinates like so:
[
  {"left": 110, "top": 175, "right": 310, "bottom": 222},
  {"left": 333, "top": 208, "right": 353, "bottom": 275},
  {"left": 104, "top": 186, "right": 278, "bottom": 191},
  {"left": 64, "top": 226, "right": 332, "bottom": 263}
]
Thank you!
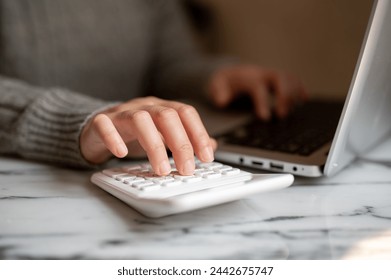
[{"left": 160, "top": 101, "right": 215, "bottom": 163}]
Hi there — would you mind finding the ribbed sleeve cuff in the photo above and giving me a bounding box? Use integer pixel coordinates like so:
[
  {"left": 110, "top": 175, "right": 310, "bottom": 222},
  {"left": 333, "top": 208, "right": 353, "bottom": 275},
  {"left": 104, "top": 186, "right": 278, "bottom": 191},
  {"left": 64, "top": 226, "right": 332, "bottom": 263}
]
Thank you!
[{"left": 16, "top": 88, "right": 117, "bottom": 168}]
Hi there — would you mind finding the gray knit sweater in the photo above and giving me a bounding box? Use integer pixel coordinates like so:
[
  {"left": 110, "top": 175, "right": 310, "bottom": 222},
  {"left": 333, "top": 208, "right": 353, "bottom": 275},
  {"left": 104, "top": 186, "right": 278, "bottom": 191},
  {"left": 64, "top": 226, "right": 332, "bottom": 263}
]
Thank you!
[{"left": 0, "top": 0, "right": 224, "bottom": 167}]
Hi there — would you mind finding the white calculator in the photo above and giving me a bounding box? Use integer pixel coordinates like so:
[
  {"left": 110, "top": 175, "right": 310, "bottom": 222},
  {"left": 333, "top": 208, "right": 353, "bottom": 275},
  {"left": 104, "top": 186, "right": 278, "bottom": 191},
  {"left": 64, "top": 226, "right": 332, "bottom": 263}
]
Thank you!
[{"left": 91, "top": 160, "right": 294, "bottom": 218}]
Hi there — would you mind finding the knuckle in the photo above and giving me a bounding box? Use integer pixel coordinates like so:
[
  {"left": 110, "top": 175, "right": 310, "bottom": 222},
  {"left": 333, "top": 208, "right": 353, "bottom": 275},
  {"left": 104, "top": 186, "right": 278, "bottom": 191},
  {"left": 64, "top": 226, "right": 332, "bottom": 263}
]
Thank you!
[
  {"left": 131, "top": 96, "right": 160, "bottom": 107},
  {"left": 147, "top": 143, "right": 166, "bottom": 154},
  {"left": 129, "top": 110, "right": 150, "bottom": 121},
  {"left": 143, "top": 96, "right": 160, "bottom": 105},
  {"left": 156, "top": 107, "right": 177, "bottom": 120},
  {"left": 177, "top": 104, "right": 197, "bottom": 117},
  {"left": 176, "top": 143, "right": 193, "bottom": 154},
  {"left": 91, "top": 114, "right": 113, "bottom": 133},
  {"left": 92, "top": 115, "right": 115, "bottom": 138},
  {"left": 118, "top": 110, "right": 132, "bottom": 120},
  {"left": 92, "top": 113, "right": 107, "bottom": 125}
]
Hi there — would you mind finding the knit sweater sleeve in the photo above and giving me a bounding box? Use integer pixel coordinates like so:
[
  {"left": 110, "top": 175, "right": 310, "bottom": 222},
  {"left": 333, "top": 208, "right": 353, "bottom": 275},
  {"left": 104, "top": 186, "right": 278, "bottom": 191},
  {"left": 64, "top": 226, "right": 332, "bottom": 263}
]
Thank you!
[
  {"left": 0, "top": 75, "right": 115, "bottom": 168},
  {"left": 149, "top": 0, "right": 234, "bottom": 100}
]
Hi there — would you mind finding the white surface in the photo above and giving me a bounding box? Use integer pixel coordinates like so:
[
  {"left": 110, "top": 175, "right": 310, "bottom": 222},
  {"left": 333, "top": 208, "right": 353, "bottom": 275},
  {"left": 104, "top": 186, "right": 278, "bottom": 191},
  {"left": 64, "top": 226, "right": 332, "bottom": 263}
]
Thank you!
[{"left": 1, "top": 152, "right": 391, "bottom": 259}]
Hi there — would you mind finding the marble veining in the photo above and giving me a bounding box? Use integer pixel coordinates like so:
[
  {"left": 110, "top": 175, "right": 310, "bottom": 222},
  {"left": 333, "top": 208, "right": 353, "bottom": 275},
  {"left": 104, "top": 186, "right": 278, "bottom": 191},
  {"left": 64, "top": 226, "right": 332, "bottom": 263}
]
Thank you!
[{"left": 1, "top": 143, "right": 391, "bottom": 259}]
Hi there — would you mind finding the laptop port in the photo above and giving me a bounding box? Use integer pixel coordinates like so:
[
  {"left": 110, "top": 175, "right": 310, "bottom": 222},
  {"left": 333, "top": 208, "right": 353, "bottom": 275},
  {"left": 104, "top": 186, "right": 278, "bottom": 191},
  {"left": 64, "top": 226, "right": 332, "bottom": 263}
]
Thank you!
[
  {"left": 251, "top": 161, "right": 264, "bottom": 167},
  {"left": 270, "top": 162, "right": 283, "bottom": 171}
]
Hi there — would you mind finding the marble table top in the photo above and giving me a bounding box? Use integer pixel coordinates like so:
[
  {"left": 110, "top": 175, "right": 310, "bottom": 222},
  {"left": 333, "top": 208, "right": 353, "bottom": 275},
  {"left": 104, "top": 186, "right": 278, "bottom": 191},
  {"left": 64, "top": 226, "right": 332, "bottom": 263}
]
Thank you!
[{"left": 1, "top": 140, "right": 391, "bottom": 260}]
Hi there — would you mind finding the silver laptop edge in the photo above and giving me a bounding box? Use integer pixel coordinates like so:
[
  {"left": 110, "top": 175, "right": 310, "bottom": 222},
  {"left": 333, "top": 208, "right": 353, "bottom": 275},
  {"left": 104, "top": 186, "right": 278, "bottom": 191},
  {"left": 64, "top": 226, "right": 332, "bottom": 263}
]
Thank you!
[
  {"left": 325, "top": 0, "right": 391, "bottom": 176},
  {"left": 215, "top": 0, "right": 391, "bottom": 177}
]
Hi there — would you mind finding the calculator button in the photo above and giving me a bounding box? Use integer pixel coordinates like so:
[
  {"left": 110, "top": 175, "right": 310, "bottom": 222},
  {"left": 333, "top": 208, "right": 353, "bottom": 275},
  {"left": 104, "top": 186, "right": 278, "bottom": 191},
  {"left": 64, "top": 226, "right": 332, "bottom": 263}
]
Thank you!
[
  {"left": 115, "top": 175, "right": 136, "bottom": 182},
  {"left": 194, "top": 170, "right": 213, "bottom": 177},
  {"left": 198, "top": 162, "right": 223, "bottom": 169},
  {"left": 123, "top": 177, "right": 141, "bottom": 184},
  {"left": 162, "top": 180, "right": 182, "bottom": 187},
  {"left": 173, "top": 174, "right": 202, "bottom": 183},
  {"left": 173, "top": 175, "right": 188, "bottom": 180},
  {"left": 183, "top": 176, "right": 203, "bottom": 183},
  {"left": 132, "top": 180, "right": 154, "bottom": 189},
  {"left": 141, "top": 163, "right": 151, "bottom": 168},
  {"left": 152, "top": 177, "right": 174, "bottom": 184},
  {"left": 102, "top": 169, "right": 127, "bottom": 178},
  {"left": 133, "top": 171, "right": 153, "bottom": 177},
  {"left": 203, "top": 172, "right": 222, "bottom": 179},
  {"left": 222, "top": 168, "right": 240, "bottom": 176},
  {"left": 127, "top": 177, "right": 145, "bottom": 184},
  {"left": 123, "top": 166, "right": 142, "bottom": 172},
  {"left": 138, "top": 172, "right": 161, "bottom": 179},
  {"left": 213, "top": 165, "right": 233, "bottom": 173}
]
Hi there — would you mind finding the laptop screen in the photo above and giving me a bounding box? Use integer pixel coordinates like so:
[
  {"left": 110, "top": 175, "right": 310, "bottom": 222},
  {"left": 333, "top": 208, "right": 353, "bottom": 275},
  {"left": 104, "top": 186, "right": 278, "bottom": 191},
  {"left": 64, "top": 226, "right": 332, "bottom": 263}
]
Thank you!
[{"left": 199, "top": 0, "right": 388, "bottom": 177}]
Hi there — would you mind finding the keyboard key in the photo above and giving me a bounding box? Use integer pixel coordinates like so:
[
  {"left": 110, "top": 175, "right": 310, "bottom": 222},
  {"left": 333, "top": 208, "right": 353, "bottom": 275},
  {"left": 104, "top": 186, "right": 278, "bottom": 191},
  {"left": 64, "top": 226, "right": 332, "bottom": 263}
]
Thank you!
[{"left": 219, "top": 101, "right": 342, "bottom": 156}]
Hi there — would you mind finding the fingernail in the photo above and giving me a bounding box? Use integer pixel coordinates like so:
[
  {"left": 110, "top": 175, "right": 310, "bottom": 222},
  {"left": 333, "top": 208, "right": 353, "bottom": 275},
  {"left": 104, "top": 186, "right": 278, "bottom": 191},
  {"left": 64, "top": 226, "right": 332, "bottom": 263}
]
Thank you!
[
  {"left": 201, "top": 146, "right": 214, "bottom": 162},
  {"left": 159, "top": 160, "right": 171, "bottom": 175},
  {"left": 116, "top": 143, "right": 128, "bottom": 158},
  {"left": 182, "top": 159, "right": 195, "bottom": 175}
]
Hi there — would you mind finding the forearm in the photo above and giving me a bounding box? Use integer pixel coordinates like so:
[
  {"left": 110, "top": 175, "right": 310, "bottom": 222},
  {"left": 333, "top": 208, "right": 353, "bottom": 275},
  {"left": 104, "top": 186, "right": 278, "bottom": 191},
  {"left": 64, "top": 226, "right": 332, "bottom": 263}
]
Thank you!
[{"left": 0, "top": 76, "right": 115, "bottom": 168}]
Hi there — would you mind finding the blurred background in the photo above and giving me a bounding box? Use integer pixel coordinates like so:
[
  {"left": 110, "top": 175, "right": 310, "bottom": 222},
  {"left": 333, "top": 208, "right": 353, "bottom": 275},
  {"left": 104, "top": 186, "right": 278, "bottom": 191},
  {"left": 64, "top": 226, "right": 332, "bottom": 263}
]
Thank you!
[{"left": 184, "top": 0, "right": 373, "bottom": 100}]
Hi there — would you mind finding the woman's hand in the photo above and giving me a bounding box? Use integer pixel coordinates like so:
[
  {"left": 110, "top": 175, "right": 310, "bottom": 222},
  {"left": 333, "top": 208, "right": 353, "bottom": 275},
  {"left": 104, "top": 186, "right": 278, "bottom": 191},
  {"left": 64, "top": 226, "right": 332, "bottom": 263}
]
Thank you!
[
  {"left": 208, "top": 64, "right": 308, "bottom": 120},
  {"left": 80, "top": 97, "right": 216, "bottom": 176}
]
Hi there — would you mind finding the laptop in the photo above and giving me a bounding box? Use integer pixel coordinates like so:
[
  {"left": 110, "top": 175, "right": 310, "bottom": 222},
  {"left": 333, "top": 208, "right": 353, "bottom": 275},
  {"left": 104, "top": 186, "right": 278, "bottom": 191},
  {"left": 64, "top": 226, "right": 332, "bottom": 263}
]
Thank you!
[{"left": 214, "top": 0, "right": 391, "bottom": 177}]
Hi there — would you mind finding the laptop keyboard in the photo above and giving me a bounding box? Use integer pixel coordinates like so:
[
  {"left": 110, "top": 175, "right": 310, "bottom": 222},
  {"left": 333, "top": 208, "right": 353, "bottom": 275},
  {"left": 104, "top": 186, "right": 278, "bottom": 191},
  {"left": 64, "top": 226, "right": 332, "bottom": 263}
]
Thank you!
[{"left": 218, "top": 101, "right": 343, "bottom": 156}]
